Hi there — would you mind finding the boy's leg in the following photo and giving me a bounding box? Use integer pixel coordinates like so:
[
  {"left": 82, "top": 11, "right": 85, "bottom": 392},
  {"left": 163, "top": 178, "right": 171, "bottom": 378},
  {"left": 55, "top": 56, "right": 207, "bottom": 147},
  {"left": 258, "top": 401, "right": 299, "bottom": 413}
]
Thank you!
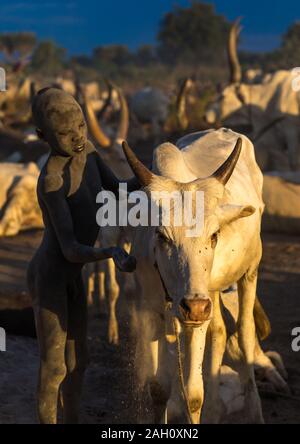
[
  {"left": 62, "top": 276, "right": 88, "bottom": 424},
  {"left": 34, "top": 283, "right": 68, "bottom": 424}
]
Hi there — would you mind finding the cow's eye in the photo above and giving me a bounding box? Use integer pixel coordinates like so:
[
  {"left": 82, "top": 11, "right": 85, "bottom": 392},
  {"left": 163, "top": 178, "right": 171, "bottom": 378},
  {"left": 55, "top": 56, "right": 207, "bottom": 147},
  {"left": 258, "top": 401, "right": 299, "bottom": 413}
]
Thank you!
[
  {"left": 211, "top": 231, "right": 219, "bottom": 248},
  {"left": 156, "top": 229, "right": 170, "bottom": 244}
]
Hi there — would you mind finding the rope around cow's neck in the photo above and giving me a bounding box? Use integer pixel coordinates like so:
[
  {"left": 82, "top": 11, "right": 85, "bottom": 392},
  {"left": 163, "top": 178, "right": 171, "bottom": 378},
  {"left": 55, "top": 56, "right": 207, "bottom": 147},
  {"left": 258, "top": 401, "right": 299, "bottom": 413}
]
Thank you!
[{"left": 172, "top": 316, "right": 194, "bottom": 425}]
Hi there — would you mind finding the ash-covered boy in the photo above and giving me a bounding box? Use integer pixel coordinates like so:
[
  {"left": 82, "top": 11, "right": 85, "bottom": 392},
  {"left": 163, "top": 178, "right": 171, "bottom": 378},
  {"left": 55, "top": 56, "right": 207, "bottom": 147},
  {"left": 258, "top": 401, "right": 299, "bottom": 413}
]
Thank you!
[{"left": 27, "top": 87, "right": 137, "bottom": 423}]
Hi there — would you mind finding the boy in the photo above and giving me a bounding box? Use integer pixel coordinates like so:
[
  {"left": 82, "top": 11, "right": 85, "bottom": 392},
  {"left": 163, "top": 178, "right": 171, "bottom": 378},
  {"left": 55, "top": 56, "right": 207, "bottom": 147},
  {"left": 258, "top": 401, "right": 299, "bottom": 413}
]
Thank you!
[{"left": 27, "top": 87, "right": 137, "bottom": 423}]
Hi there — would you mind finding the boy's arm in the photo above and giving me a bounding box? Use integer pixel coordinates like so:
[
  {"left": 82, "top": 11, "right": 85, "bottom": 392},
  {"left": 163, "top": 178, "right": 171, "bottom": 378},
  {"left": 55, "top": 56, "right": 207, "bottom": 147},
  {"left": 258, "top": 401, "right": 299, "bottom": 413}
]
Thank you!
[
  {"left": 41, "top": 177, "right": 136, "bottom": 271},
  {"left": 95, "top": 151, "right": 141, "bottom": 196}
]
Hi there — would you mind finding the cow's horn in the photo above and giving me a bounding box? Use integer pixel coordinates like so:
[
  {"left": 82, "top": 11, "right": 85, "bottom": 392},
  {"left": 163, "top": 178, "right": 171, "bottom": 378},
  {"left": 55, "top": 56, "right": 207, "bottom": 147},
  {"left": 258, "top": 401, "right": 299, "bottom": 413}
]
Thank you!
[
  {"left": 97, "top": 79, "right": 113, "bottom": 120},
  {"left": 122, "top": 141, "right": 153, "bottom": 186},
  {"left": 30, "top": 81, "right": 36, "bottom": 105},
  {"left": 114, "top": 84, "right": 129, "bottom": 142},
  {"left": 81, "top": 85, "right": 111, "bottom": 148},
  {"left": 212, "top": 137, "right": 242, "bottom": 184},
  {"left": 176, "top": 77, "right": 194, "bottom": 131},
  {"left": 228, "top": 18, "right": 242, "bottom": 84}
]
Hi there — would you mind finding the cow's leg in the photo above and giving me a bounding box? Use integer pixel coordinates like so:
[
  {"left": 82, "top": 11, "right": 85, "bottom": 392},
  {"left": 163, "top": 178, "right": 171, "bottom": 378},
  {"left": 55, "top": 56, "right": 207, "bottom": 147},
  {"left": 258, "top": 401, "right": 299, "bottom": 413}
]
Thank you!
[
  {"left": 33, "top": 286, "right": 68, "bottom": 424},
  {"left": 83, "top": 262, "right": 94, "bottom": 306},
  {"left": 265, "top": 350, "right": 288, "bottom": 381},
  {"left": 138, "top": 308, "right": 171, "bottom": 423},
  {"left": 85, "top": 261, "right": 106, "bottom": 312},
  {"left": 97, "top": 261, "right": 106, "bottom": 313},
  {"left": 167, "top": 320, "right": 210, "bottom": 424},
  {"left": 149, "top": 334, "right": 171, "bottom": 424},
  {"left": 62, "top": 276, "right": 88, "bottom": 424},
  {"left": 184, "top": 322, "right": 210, "bottom": 423},
  {"left": 105, "top": 258, "right": 120, "bottom": 345},
  {"left": 134, "top": 264, "right": 170, "bottom": 423},
  {"left": 202, "top": 291, "right": 226, "bottom": 423},
  {"left": 254, "top": 340, "right": 289, "bottom": 393},
  {"left": 237, "top": 266, "right": 264, "bottom": 423}
]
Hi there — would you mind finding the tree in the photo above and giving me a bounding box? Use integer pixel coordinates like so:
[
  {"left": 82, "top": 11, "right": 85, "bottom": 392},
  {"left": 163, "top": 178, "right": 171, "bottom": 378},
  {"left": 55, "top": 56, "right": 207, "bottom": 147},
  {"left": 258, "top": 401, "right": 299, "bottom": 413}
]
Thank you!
[
  {"left": 135, "top": 45, "right": 157, "bottom": 66},
  {"left": 157, "top": 1, "right": 230, "bottom": 65},
  {"left": 93, "top": 45, "right": 132, "bottom": 68},
  {"left": 0, "top": 32, "right": 36, "bottom": 63},
  {"left": 279, "top": 21, "right": 300, "bottom": 67},
  {"left": 31, "top": 40, "right": 66, "bottom": 75}
]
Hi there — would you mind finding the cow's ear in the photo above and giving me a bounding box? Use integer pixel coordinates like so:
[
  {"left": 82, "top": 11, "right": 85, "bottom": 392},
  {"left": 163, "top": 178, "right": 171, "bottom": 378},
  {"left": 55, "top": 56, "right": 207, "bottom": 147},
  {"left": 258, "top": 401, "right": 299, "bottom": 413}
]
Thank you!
[{"left": 217, "top": 204, "right": 255, "bottom": 226}]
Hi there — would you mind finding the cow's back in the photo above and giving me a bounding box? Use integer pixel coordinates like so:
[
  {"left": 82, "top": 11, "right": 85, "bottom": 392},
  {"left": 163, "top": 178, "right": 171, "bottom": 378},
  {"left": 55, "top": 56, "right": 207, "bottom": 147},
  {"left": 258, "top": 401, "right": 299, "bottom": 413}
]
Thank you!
[
  {"left": 0, "top": 162, "right": 39, "bottom": 210},
  {"left": 153, "top": 128, "right": 264, "bottom": 212}
]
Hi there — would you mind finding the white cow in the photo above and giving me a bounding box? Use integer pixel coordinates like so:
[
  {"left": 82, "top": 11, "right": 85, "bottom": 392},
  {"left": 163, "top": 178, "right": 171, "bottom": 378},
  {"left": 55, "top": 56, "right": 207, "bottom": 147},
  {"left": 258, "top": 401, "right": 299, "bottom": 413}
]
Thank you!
[
  {"left": 130, "top": 87, "right": 169, "bottom": 141},
  {"left": 0, "top": 162, "right": 43, "bottom": 236},
  {"left": 207, "top": 70, "right": 300, "bottom": 171},
  {"left": 122, "top": 128, "right": 265, "bottom": 423},
  {"left": 262, "top": 171, "right": 300, "bottom": 234},
  {"left": 206, "top": 20, "right": 300, "bottom": 171}
]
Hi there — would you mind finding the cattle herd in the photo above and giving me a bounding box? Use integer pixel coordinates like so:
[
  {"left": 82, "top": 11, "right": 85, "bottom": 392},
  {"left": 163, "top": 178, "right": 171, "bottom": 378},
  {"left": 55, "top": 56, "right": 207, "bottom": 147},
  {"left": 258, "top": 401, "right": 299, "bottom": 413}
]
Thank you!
[{"left": 0, "top": 19, "right": 300, "bottom": 424}]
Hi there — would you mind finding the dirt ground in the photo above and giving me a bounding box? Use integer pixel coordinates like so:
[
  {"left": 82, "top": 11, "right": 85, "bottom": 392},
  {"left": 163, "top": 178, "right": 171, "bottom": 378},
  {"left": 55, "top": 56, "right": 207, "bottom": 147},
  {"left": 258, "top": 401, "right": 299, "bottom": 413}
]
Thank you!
[{"left": 0, "top": 229, "right": 300, "bottom": 424}]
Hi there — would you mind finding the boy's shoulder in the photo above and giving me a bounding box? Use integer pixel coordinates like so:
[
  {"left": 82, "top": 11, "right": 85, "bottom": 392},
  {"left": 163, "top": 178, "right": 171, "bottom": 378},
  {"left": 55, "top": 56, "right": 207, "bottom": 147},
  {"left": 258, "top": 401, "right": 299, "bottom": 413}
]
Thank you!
[
  {"left": 86, "top": 139, "right": 96, "bottom": 154},
  {"left": 38, "top": 140, "right": 96, "bottom": 196},
  {"left": 38, "top": 169, "right": 64, "bottom": 195}
]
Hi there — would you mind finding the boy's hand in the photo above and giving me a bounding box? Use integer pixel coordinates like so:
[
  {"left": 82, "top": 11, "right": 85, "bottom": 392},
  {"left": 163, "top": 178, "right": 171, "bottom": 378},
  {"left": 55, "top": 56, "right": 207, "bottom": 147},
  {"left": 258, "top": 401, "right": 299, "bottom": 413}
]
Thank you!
[{"left": 111, "top": 247, "right": 137, "bottom": 272}]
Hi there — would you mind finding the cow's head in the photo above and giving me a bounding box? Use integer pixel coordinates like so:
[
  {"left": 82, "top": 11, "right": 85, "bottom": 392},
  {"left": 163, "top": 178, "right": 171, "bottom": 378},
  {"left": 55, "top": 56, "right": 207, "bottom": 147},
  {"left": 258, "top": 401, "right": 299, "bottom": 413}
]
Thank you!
[
  {"left": 205, "top": 18, "right": 252, "bottom": 130},
  {"left": 205, "top": 83, "right": 251, "bottom": 128},
  {"left": 122, "top": 138, "right": 255, "bottom": 326}
]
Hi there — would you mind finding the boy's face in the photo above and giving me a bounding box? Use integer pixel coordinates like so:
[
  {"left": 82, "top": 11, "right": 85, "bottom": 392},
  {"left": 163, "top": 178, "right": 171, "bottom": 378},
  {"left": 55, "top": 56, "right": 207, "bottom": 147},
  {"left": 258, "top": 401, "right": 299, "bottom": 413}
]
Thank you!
[{"left": 37, "top": 93, "right": 88, "bottom": 157}]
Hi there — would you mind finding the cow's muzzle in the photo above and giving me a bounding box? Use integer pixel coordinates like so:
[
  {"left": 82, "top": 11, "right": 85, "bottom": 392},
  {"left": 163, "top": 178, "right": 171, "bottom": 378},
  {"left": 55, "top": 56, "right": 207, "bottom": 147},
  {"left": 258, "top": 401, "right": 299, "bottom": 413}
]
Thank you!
[{"left": 179, "top": 297, "right": 211, "bottom": 325}]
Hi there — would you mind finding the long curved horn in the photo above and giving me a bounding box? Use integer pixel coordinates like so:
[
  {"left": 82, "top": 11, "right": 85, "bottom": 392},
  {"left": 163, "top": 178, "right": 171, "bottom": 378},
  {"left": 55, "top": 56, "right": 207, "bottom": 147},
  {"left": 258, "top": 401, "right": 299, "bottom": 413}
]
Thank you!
[
  {"left": 122, "top": 141, "right": 153, "bottom": 186},
  {"left": 30, "top": 81, "right": 36, "bottom": 105},
  {"left": 211, "top": 137, "right": 242, "bottom": 184},
  {"left": 80, "top": 84, "right": 111, "bottom": 148},
  {"left": 176, "top": 77, "right": 194, "bottom": 131},
  {"left": 17, "top": 77, "right": 30, "bottom": 98},
  {"left": 114, "top": 84, "right": 129, "bottom": 142},
  {"left": 74, "top": 76, "right": 82, "bottom": 104},
  {"left": 228, "top": 18, "right": 242, "bottom": 84},
  {"left": 97, "top": 79, "right": 113, "bottom": 120}
]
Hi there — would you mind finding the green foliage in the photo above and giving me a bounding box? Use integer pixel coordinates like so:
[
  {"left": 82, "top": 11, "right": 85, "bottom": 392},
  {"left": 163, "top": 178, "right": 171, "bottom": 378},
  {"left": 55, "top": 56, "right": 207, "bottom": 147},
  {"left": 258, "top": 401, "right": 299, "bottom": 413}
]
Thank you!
[
  {"left": 31, "top": 40, "right": 66, "bottom": 76},
  {"left": 157, "top": 1, "right": 230, "bottom": 65},
  {"left": 0, "top": 32, "right": 36, "bottom": 61},
  {"left": 93, "top": 45, "right": 133, "bottom": 68},
  {"left": 135, "top": 45, "right": 157, "bottom": 66},
  {"left": 239, "top": 21, "right": 300, "bottom": 73},
  {"left": 279, "top": 21, "right": 300, "bottom": 67},
  {"left": 4, "top": 2, "right": 300, "bottom": 91}
]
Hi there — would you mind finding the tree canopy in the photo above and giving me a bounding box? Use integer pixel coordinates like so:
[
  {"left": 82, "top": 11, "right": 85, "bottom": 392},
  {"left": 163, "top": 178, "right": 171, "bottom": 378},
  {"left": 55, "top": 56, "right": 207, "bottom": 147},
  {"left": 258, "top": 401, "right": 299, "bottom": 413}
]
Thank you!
[
  {"left": 0, "top": 32, "right": 36, "bottom": 62},
  {"left": 157, "top": 1, "right": 230, "bottom": 65},
  {"left": 31, "top": 40, "right": 66, "bottom": 75},
  {"left": 279, "top": 21, "right": 300, "bottom": 67}
]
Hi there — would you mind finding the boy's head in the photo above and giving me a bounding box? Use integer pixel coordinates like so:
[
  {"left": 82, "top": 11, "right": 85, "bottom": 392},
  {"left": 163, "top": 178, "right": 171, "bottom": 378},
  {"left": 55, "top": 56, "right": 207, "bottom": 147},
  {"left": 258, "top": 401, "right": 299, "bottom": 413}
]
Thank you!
[{"left": 32, "top": 87, "right": 87, "bottom": 157}]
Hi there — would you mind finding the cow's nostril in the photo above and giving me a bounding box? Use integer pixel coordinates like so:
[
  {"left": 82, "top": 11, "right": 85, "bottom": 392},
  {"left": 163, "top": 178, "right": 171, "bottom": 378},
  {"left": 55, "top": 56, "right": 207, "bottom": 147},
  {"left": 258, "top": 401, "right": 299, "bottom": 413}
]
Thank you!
[
  {"left": 180, "top": 297, "right": 211, "bottom": 323},
  {"left": 180, "top": 298, "right": 190, "bottom": 313}
]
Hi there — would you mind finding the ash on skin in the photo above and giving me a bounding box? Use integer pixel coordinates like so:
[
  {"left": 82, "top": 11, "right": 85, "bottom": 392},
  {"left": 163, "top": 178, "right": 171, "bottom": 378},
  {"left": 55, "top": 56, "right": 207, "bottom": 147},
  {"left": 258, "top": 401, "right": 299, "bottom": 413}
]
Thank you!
[{"left": 27, "top": 87, "right": 139, "bottom": 424}]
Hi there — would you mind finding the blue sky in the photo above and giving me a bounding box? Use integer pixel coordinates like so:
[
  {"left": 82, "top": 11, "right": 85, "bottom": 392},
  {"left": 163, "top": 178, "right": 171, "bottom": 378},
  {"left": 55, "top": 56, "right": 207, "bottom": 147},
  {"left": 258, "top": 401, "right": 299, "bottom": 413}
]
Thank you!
[{"left": 0, "top": 1, "right": 299, "bottom": 55}]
